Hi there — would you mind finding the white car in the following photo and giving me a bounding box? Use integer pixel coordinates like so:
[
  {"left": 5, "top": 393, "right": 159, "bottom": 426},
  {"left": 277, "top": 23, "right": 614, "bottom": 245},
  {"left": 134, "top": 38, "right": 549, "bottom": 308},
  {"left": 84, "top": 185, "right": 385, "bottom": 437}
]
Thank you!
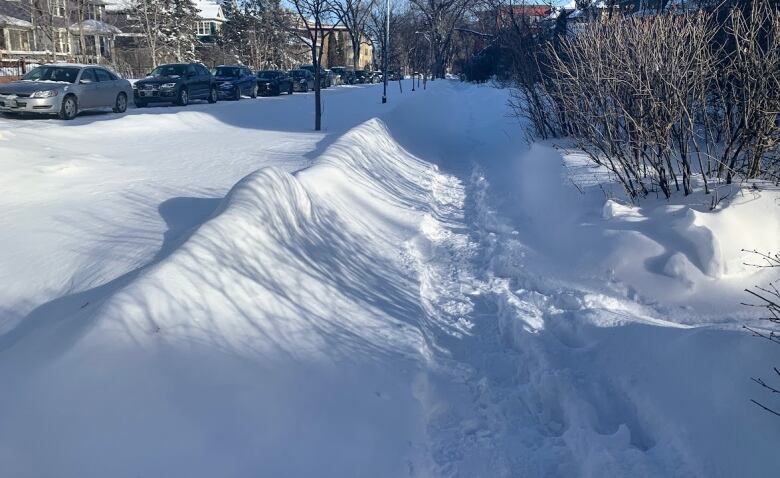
[{"left": 0, "top": 64, "right": 132, "bottom": 120}]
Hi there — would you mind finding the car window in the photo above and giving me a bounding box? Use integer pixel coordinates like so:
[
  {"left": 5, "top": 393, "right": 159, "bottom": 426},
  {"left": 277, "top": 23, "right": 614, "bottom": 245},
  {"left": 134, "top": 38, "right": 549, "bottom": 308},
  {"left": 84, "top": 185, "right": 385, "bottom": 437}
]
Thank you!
[
  {"left": 23, "top": 66, "right": 80, "bottom": 83},
  {"left": 80, "top": 69, "right": 97, "bottom": 83},
  {"left": 186, "top": 64, "right": 197, "bottom": 77},
  {"left": 197, "top": 65, "right": 210, "bottom": 76},
  {"left": 94, "top": 69, "right": 113, "bottom": 82}
]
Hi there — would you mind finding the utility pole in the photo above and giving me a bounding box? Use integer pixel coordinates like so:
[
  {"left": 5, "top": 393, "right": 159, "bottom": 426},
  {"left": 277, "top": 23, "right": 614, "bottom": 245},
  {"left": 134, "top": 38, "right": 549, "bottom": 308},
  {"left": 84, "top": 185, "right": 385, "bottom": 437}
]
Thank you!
[{"left": 382, "top": 0, "right": 389, "bottom": 103}]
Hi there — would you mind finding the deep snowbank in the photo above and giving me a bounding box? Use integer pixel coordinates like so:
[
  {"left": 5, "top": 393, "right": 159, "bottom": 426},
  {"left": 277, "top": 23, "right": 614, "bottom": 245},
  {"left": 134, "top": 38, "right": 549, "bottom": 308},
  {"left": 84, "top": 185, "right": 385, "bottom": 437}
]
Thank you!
[{"left": 0, "top": 119, "right": 444, "bottom": 477}]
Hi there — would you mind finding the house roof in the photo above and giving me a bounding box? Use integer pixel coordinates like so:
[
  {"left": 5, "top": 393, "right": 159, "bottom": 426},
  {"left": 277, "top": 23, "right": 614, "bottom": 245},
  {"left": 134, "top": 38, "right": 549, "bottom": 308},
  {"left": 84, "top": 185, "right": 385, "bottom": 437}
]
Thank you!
[
  {"left": 0, "top": 14, "right": 33, "bottom": 28},
  {"left": 69, "top": 19, "right": 122, "bottom": 35},
  {"left": 196, "top": 0, "right": 224, "bottom": 20},
  {"left": 499, "top": 4, "right": 553, "bottom": 17}
]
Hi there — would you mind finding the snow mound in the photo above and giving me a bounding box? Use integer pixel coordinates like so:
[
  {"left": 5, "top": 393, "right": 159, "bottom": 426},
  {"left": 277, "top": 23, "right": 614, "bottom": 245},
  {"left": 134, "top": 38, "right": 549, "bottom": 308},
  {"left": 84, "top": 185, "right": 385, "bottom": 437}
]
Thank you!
[{"left": 0, "top": 118, "right": 440, "bottom": 477}]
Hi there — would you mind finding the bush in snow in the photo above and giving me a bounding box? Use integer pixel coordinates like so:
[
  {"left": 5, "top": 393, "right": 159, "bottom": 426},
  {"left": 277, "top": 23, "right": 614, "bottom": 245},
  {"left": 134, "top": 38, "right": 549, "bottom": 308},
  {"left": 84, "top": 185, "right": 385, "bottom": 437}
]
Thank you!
[
  {"left": 744, "top": 251, "right": 780, "bottom": 417},
  {"left": 512, "top": 1, "right": 780, "bottom": 200}
]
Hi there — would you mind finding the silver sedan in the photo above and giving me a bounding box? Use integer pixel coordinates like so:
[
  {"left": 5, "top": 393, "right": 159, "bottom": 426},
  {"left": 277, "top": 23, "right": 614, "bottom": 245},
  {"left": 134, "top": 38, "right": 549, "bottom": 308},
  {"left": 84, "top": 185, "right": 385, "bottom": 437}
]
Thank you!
[{"left": 0, "top": 64, "right": 132, "bottom": 120}]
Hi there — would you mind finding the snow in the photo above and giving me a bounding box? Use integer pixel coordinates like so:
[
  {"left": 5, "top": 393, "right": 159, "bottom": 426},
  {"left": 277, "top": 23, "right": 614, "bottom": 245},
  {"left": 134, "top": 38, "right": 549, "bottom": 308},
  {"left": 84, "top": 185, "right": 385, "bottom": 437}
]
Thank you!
[
  {"left": 69, "top": 19, "right": 122, "bottom": 35},
  {"left": 0, "top": 14, "right": 33, "bottom": 28},
  {"left": 1, "top": 81, "right": 779, "bottom": 476},
  {"left": 195, "top": 0, "right": 223, "bottom": 20}
]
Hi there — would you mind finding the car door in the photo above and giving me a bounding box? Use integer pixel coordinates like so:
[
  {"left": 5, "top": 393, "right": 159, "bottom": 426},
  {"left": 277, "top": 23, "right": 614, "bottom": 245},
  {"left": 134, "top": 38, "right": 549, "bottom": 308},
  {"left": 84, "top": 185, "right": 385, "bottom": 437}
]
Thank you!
[
  {"left": 77, "top": 68, "right": 100, "bottom": 109},
  {"left": 185, "top": 64, "right": 201, "bottom": 99},
  {"left": 241, "top": 68, "right": 252, "bottom": 95},
  {"left": 93, "top": 68, "right": 116, "bottom": 107},
  {"left": 198, "top": 64, "right": 213, "bottom": 98}
]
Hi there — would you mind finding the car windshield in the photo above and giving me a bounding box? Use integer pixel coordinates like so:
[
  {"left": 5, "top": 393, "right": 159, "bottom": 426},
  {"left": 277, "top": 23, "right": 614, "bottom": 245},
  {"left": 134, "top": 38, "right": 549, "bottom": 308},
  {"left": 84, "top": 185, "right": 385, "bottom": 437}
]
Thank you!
[
  {"left": 22, "top": 66, "right": 80, "bottom": 84},
  {"left": 290, "top": 70, "right": 306, "bottom": 78},
  {"left": 214, "top": 67, "right": 240, "bottom": 77},
  {"left": 148, "top": 65, "right": 186, "bottom": 78},
  {"left": 257, "top": 71, "right": 279, "bottom": 79}
]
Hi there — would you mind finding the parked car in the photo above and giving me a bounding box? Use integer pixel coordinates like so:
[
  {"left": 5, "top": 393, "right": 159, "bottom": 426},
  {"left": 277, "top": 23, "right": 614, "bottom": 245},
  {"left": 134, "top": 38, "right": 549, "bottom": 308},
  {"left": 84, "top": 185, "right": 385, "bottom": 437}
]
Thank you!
[
  {"left": 0, "top": 64, "right": 131, "bottom": 120},
  {"left": 326, "top": 69, "right": 341, "bottom": 86},
  {"left": 330, "top": 67, "right": 353, "bottom": 85},
  {"left": 134, "top": 63, "right": 217, "bottom": 107},
  {"left": 212, "top": 65, "right": 257, "bottom": 100},
  {"left": 370, "top": 71, "right": 383, "bottom": 83},
  {"left": 256, "top": 70, "right": 293, "bottom": 95},
  {"left": 299, "top": 64, "right": 330, "bottom": 88},
  {"left": 289, "top": 69, "right": 315, "bottom": 92},
  {"left": 353, "top": 70, "right": 369, "bottom": 84}
]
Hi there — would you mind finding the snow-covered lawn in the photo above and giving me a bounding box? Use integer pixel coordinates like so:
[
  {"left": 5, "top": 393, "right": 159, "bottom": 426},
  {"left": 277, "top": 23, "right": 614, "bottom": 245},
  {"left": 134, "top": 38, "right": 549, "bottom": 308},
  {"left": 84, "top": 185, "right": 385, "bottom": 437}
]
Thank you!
[{"left": 1, "top": 81, "right": 778, "bottom": 477}]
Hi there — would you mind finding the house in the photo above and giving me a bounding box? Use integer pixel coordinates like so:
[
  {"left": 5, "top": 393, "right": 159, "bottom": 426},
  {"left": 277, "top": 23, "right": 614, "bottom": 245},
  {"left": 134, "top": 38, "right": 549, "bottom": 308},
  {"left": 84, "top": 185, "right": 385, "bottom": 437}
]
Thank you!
[
  {"left": 0, "top": 0, "right": 121, "bottom": 72},
  {"left": 104, "top": 0, "right": 227, "bottom": 76},
  {"left": 307, "top": 24, "right": 373, "bottom": 70},
  {"left": 195, "top": 0, "right": 226, "bottom": 43}
]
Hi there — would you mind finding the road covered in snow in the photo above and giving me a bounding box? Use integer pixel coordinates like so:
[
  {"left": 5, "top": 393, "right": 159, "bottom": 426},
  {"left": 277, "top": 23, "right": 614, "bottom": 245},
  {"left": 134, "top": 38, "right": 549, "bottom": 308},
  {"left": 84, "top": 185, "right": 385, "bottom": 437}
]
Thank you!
[{"left": 1, "top": 81, "right": 778, "bottom": 477}]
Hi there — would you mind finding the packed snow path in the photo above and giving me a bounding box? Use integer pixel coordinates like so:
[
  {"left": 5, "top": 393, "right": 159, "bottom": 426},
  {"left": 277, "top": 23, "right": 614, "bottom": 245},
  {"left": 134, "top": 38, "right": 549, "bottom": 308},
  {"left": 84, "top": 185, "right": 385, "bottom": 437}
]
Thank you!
[{"left": 1, "top": 82, "right": 778, "bottom": 477}]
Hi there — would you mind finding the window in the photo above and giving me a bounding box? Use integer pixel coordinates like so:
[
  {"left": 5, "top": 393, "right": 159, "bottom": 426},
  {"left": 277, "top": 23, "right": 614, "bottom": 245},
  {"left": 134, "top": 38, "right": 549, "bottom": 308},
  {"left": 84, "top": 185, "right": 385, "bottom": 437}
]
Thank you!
[
  {"left": 186, "top": 64, "right": 197, "bottom": 77},
  {"left": 87, "top": 4, "right": 103, "bottom": 20},
  {"left": 80, "top": 68, "right": 97, "bottom": 83},
  {"left": 196, "top": 21, "right": 212, "bottom": 36},
  {"left": 53, "top": 0, "right": 66, "bottom": 17},
  {"left": 94, "top": 68, "right": 112, "bottom": 82},
  {"left": 8, "top": 29, "right": 31, "bottom": 51},
  {"left": 55, "top": 30, "right": 69, "bottom": 53},
  {"left": 0, "top": 29, "right": 6, "bottom": 50},
  {"left": 196, "top": 64, "right": 210, "bottom": 75}
]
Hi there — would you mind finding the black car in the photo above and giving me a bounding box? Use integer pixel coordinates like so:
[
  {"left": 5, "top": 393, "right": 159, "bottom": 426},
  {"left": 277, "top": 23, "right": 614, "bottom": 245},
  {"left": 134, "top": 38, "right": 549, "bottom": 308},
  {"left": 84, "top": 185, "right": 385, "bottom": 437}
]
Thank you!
[
  {"left": 213, "top": 65, "right": 257, "bottom": 100},
  {"left": 134, "top": 63, "right": 217, "bottom": 107},
  {"left": 353, "top": 70, "right": 369, "bottom": 84},
  {"left": 299, "top": 64, "right": 330, "bottom": 88},
  {"left": 256, "top": 70, "right": 293, "bottom": 96},
  {"left": 289, "top": 69, "right": 315, "bottom": 92}
]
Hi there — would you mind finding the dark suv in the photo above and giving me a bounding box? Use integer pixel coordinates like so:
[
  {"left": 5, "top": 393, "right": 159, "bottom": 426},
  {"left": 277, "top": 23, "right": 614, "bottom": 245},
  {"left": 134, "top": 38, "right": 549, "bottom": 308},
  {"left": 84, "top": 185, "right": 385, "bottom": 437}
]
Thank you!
[
  {"left": 256, "top": 70, "right": 293, "bottom": 96},
  {"left": 299, "top": 64, "right": 330, "bottom": 88},
  {"left": 134, "top": 63, "right": 217, "bottom": 107}
]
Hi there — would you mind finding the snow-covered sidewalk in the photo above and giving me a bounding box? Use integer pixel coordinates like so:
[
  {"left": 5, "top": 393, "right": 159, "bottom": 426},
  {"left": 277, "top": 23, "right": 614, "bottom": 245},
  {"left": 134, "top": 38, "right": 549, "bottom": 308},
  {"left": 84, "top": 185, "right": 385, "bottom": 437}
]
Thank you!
[{"left": 1, "top": 81, "right": 778, "bottom": 477}]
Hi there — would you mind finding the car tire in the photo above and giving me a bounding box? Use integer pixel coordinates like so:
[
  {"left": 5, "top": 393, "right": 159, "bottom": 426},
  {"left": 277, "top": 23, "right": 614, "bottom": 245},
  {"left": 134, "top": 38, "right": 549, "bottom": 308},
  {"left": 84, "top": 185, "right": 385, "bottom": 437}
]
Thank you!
[
  {"left": 208, "top": 86, "right": 218, "bottom": 104},
  {"left": 176, "top": 88, "right": 189, "bottom": 106},
  {"left": 288, "top": 84, "right": 293, "bottom": 95},
  {"left": 113, "top": 92, "right": 128, "bottom": 113},
  {"left": 58, "top": 95, "right": 77, "bottom": 120},
  {"left": 250, "top": 84, "right": 257, "bottom": 98},
  {"left": 233, "top": 87, "right": 241, "bottom": 101}
]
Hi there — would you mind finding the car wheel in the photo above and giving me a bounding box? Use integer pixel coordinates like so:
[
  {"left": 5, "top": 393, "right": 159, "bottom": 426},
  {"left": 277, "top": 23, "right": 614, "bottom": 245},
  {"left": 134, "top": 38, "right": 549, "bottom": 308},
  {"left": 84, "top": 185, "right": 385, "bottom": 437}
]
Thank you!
[
  {"left": 250, "top": 84, "right": 257, "bottom": 98},
  {"left": 288, "top": 84, "right": 293, "bottom": 95},
  {"left": 58, "top": 95, "right": 78, "bottom": 120},
  {"left": 233, "top": 87, "right": 241, "bottom": 101},
  {"left": 113, "top": 92, "right": 128, "bottom": 113},
  {"left": 176, "top": 88, "right": 189, "bottom": 106},
  {"left": 302, "top": 83, "right": 308, "bottom": 93},
  {"left": 208, "top": 86, "right": 218, "bottom": 104}
]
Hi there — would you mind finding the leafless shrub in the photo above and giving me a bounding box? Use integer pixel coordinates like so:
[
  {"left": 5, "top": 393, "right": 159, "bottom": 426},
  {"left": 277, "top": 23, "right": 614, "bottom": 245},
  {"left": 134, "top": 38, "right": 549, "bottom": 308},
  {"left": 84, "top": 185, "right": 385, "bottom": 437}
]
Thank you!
[
  {"left": 742, "top": 250, "right": 780, "bottom": 418},
  {"left": 511, "top": 1, "right": 780, "bottom": 200}
]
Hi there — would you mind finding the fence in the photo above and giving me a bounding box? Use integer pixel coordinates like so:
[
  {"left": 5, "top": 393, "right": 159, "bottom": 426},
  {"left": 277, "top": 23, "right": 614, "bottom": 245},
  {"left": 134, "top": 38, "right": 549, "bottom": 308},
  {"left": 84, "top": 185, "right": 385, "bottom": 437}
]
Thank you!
[{"left": 0, "top": 59, "right": 34, "bottom": 83}]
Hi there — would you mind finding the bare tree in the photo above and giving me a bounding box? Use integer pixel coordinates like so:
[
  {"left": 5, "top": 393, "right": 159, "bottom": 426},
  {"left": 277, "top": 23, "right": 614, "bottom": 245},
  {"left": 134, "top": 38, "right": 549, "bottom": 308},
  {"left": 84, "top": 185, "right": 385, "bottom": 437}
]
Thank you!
[
  {"left": 409, "top": 0, "right": 474, "bottom": 77},
  {"left": 290, "top": 0, "right": 341, "bottom": 130},
  {"left": 335, "top": 0, "right": 375, "bottom": 70}
]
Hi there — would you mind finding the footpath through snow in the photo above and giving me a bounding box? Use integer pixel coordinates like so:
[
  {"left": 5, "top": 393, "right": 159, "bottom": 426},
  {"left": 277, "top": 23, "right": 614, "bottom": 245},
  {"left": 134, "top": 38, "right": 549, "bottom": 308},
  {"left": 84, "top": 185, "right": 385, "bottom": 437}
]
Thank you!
[{"left": 1, "top": 82, "right": 778, "bottom": 477}]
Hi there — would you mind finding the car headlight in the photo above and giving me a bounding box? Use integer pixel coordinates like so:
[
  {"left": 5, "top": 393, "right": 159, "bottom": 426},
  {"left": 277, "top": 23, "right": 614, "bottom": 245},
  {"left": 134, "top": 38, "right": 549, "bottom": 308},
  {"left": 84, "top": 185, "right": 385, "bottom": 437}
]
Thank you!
[
  {"left": 30, "top": 90, "right": 59, "bottom": 98},
  {"left": 160, "top": 83, "right": 177, "bottom": 89}
]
